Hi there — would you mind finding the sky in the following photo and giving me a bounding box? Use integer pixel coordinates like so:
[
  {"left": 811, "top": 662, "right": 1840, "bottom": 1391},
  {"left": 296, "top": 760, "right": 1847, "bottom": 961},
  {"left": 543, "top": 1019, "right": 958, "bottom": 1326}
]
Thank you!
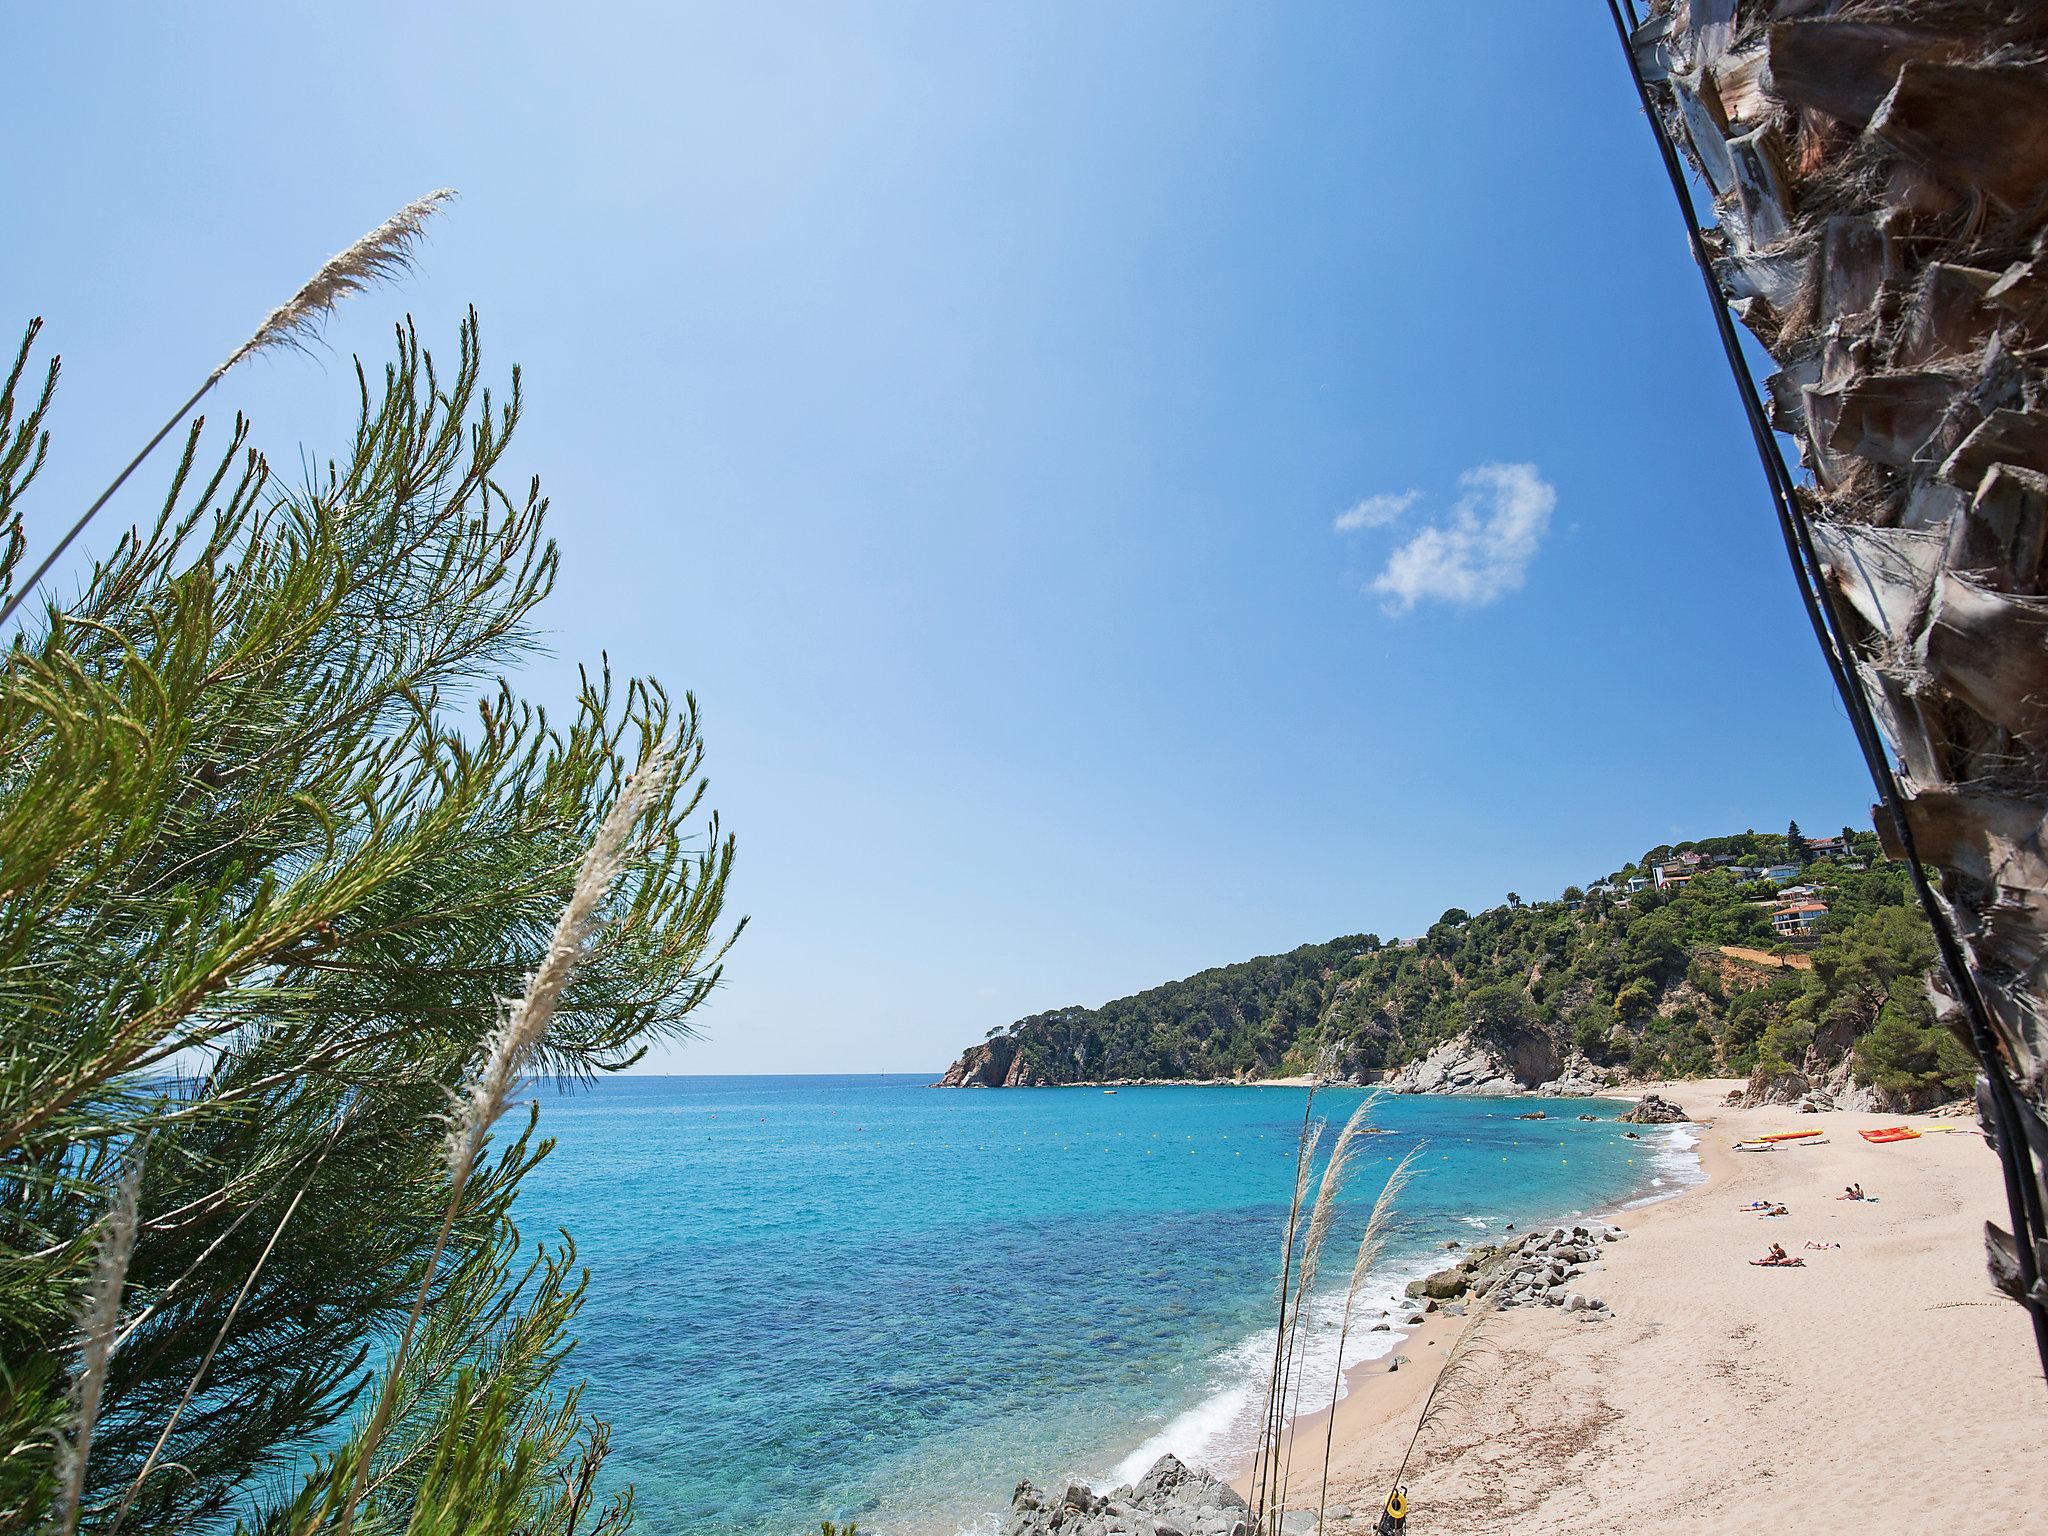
[{"left": 3, "top": 3, "right": 1878, "bottom": 1074}]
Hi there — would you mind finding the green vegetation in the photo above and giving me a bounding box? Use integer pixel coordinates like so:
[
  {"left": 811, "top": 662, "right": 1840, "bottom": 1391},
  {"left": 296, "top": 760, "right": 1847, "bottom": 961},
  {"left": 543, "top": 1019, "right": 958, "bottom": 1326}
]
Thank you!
[
  {"left": 992, "top": 828, "right": 1969, "bottom": 1105},
  {"left": 0, "top": 319, "right": 735, "bottom": 1534}
]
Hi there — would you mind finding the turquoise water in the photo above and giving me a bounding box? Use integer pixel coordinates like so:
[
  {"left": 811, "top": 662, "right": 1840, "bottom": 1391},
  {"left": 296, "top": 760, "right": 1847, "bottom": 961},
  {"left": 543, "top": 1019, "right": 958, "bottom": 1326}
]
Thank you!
[{"left": 514, "top": 1077, "right": 1691, "bottom": 1536}]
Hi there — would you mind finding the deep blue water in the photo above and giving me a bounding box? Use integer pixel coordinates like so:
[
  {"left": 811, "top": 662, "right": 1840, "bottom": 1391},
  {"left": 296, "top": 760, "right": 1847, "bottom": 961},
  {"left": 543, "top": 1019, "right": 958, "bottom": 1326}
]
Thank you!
[{"left": 513, "top": 1076, "right": 1692, "bottom": 1536}]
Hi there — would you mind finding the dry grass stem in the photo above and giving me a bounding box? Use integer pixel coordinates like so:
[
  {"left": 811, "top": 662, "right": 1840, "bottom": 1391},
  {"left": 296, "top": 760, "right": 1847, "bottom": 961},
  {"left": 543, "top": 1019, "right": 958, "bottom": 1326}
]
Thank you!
[
  {"left": 1391, "top": 1288, "right": 1501, "bottom": 1491},
  {"left": 110, "top": 1163, "right": 323, "bottom": 1533},
  {"left": 1316, "top": 1143, "right": 1422, "bottom": 1525},
  {"left": 1272, "top": 1093, "right": 1383, "bottom": 1513},
  {"left": 52, "top": 1141, "right": 148, "bottom": 1536},
  {"left": 1247, "top": 1084, "right": 1325, "bottom": 1530}
]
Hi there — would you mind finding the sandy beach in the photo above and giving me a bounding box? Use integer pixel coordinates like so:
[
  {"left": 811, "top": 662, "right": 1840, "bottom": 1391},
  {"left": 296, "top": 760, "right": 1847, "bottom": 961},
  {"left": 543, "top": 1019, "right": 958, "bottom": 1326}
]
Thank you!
[{"left": 1253, "top": 1081, "right": 2048, "bottom": 1534}]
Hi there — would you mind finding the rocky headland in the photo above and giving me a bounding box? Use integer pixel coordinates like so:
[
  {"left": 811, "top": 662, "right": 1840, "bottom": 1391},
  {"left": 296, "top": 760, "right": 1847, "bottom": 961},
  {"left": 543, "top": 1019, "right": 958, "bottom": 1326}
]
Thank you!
[{"left": 931, "top": 826, "right": 1967, "bottom": 1113}]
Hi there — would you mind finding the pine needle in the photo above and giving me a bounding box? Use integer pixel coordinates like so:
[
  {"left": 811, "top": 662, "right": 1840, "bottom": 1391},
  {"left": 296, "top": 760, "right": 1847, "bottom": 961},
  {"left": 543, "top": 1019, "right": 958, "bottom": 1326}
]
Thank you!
[
  {"left": 52, "top": 1140, "right": 148, "bottom": 1536},
  {"left": 334, "top": 747, "right": 672, "bottom": 1536}
]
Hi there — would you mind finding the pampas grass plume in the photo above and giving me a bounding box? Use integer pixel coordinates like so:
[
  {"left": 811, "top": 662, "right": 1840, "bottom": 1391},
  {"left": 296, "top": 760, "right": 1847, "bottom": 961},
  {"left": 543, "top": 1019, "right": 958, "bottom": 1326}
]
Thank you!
[
  {"left": 52, "top": 1141, "right": 148, "bottom": 1536},
  {"left": 224, "top": 190, "right": 457, "bottom": 374},
  {"left": 336, "top": 747, "right": 671, "bottom": 1536},
  {"left": 450, "top": 746, "right": 674, "bottom": 1173},
  {"left": 0, "top": 188, "right": 457, "bottom": 633}
]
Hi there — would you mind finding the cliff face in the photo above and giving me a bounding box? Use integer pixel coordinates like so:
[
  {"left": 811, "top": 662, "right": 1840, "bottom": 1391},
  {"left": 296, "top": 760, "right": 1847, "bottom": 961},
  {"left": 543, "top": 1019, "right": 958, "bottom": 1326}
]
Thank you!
[
  {"left": 1382, "top": 1028, "right": 1612, "bottom": 1097},
  {"left": 934, "top": 1035, "right": 1039, "bottom": 1087}
]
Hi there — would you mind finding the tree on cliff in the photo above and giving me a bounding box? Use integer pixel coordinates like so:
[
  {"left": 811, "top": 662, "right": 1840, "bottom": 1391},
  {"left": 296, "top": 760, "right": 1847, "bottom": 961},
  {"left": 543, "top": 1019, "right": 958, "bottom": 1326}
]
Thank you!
[{"left": 0, "top": 317, "right": 737, "bottom": 1533}]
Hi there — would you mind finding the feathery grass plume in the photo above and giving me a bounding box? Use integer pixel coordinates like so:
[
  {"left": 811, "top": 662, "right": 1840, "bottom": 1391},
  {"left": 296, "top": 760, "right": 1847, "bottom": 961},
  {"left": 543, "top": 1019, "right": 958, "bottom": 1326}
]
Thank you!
[
  {"left": 51, "top": 1139, "right": 148, "bottom": 1536},
  {"left": 334, "top": 746, "right": 675, "bottom": 1536},
  {"left": 0, "top": 189, "right": 457, "bottom": 632},
  {"left": 1315, "top": 1143, "right": 1422, "bottom": 1527},
  {"left": 1247, "top": 1045, "right": 1337, "bottom": 1536},
  {"left": 224, "top": 190, "right": 458, "bottom": 373},
  {"left": 1270, "top": 1092, "right": 1383, "bottom": 1519},
  {"left": 1246, "top": 1098, "right": 1324, "bottom": 1532}
]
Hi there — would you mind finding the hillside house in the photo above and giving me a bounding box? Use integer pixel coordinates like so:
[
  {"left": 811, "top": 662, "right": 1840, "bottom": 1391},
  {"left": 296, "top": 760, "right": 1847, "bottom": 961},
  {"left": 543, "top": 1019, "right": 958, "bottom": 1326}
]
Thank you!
[{"left": 1772, "top": 900, "right": 1829, "bottom": 937}]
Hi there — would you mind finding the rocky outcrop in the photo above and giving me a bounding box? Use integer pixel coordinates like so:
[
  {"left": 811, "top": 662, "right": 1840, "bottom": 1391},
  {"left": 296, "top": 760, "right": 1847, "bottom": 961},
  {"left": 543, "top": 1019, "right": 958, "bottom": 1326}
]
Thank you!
[
  {"left": 1385, "top": 1031, "right": 1612, "bottom": 1097},
  {"left": 1383, "top": 1034, "right": 1522, "bottom": 1095},
  {"left": 1622, "top": 1092, "right": 1688, "bottom": 1124},
  {"left": 1469, "top": 1222, "right": 1624, "bottom": 1319},
  {"left": 1404, "top": 1261, "right": 1481, "bottom": 1301},
  {"left": 1006, "top": 1456, "right": 1248, "bottom": 1536},
  {"left": 1733, "top": 1057, "right": 1936, "bottom": 1114},
  {"left": 1384, "top": 1028, "right": 1572, "bottom": 1097},
  {"left": 1392, "top": 1225, "right": 1623, "bottom": 1319},
  {"left": 1536, "top": 1055, "right": 1616, "bottom": 1097},
  {"left": 935, "top": 1036, "right": 1041, "bottom": 1088}
]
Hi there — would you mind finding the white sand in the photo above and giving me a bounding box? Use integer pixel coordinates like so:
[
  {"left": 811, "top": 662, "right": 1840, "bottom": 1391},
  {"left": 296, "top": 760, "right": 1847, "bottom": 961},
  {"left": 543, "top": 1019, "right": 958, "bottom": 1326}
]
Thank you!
[{"left": 1263, "top": 1081, "right": 2048, "bottom": 1534}]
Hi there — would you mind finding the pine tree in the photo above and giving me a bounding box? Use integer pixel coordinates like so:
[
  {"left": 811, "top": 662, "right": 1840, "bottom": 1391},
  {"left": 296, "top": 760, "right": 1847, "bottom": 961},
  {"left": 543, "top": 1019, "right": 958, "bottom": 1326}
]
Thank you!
[
  {"left": 0, "top": 315, "right": 737, "bottom": 1534},
  {"left": 1786, "top": 819, "right": 1811, "bottom": 867}
]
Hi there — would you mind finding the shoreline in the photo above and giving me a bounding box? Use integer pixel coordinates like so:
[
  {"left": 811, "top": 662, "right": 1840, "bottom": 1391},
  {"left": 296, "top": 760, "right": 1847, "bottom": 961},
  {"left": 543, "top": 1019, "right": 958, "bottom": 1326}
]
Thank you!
[
  {"left": 1248, "top": 1079, "right": 2047, "bottom": 1532},
  {"left": 1084, "top": 1090, "right": 1670, "bottom": 1502},
  {"left": 1202, "top": 1097, "right": 1694, "bottom": 1503}
]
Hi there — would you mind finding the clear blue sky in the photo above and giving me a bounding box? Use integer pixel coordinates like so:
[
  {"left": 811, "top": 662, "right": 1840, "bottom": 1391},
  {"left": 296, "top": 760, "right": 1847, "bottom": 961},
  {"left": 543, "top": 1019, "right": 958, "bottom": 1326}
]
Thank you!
[{"left": 5, "top": 3, "right": 1874, "bottom": 1073}]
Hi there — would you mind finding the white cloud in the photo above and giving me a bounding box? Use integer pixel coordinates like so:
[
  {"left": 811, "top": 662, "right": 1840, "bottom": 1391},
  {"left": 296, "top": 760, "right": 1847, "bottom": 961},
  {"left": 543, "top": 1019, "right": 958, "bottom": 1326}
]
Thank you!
[
  {"left": 1333, "top": 489, "right": 1419, "bottom": 532},
  {"left": 1368, "top": 462, "right": 1555, "bottom": 613}
]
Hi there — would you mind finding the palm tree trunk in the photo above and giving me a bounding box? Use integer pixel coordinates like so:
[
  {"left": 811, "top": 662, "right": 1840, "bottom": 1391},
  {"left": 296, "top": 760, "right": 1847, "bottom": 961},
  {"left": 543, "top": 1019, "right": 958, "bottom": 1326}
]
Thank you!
[{"left": 1615, "top": 0, "right": 2048, "bottom": 1350}]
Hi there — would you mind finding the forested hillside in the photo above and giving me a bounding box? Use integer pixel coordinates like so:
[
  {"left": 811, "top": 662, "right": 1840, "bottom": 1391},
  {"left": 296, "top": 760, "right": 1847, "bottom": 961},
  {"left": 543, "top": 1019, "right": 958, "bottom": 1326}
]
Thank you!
[{"left": 939, "top": 826, "right": 1975, "bottom": 1108}]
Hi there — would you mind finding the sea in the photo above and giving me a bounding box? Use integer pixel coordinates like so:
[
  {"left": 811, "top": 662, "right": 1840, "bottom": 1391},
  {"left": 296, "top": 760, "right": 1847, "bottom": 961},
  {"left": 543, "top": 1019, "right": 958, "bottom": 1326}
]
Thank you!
[{"left": 512, "top": 1075, "right": 1700, "bottom": 1536}]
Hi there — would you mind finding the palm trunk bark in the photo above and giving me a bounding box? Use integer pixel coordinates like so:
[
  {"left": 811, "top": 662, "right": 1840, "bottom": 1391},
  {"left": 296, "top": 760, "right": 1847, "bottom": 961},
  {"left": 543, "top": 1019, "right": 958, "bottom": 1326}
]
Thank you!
[{"left": 1619, "top": 0, "right": 2048, "bottom": 1339}]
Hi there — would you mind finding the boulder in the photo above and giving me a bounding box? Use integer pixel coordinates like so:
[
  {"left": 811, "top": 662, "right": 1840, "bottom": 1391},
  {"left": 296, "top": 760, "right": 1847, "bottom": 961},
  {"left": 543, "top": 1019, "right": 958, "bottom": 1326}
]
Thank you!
[
  {"left": 1622, "top": 1092, "right": 1688, "bottom": 1124},
  {"left": 1404, "top": 1266, "right": 1470, "bottom": 1301}
]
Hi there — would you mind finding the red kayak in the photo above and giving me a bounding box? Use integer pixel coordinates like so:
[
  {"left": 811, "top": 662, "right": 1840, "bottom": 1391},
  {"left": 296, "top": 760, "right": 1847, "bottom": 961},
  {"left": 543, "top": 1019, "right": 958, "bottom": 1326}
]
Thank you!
[
  {"left": 1759, "top": 1130, "right": 1824, "bottom": 1142},
  {"left": 1861, "top": 1127, "right": 1921, "bottom": 1144}
]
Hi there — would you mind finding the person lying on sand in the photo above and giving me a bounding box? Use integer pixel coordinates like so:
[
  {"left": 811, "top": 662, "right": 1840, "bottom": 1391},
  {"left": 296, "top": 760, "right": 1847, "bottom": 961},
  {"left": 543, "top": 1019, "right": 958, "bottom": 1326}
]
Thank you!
[
  {"left": 1752, "top": 1243, "right": 1805, "bottom": 1267},
  {"left": 1762, "top": 1203, "right": 1789, "bottom": 1217},
  {"left": 1739, "top": 1200, "right": 1776, "bottom": 1211},
  {"left": 1838, "top": 1184, "right": 1867, "bottom": 1201},
  {"left": 1804, "top": 1241, "right": 1840, "bottom": 1250}
]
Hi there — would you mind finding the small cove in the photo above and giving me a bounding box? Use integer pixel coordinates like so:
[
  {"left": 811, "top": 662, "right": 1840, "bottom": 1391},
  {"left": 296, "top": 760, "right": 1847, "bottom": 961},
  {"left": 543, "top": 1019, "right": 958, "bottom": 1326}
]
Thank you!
[{"left": 513, "top": 1076, "right": 1688, "bottom": 1536}]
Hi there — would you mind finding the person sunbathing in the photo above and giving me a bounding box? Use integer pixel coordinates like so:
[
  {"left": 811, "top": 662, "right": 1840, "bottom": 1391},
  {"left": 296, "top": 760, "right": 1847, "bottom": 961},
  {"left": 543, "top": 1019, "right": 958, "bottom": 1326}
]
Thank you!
[
  {"left": 1739, "top": 1200, "right": 1775, "bottom": 1211},
  {"left": 1838, "top": 1184, "right": 1867, "bottom": 1201},
  {"left": 1764, "top": 1203, "right": 1789, "bottom": 1217},
  {"left": 1804, "top": 1241, "right": 1840, "bottom": 1250},
  {"left": 1752, "top": 1243, "right": 1804, "bottom": 1267}
]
